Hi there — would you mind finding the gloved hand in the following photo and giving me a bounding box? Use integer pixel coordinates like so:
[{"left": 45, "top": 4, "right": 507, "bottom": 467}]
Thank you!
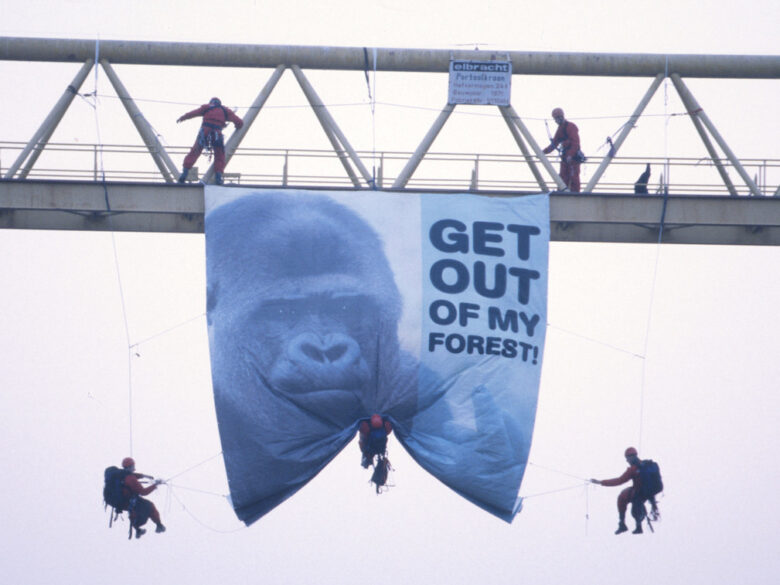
[
  {"left": 154, "top": 478, "right": 164, "bottom": 485},
  {"left": 590, "top": 478, "right": 601, "bottom": 485},
  {"left": 177, "top": 116, "right": 184, "bottom": 123}
]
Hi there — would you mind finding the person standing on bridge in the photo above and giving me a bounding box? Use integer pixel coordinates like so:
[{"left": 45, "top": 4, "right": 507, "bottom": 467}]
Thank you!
[
  {"left": 543, "top": 107, "right": 582, "bottom": 192},
  {"left": 177, "top": 97, "right": 243, "bottom": 185}
]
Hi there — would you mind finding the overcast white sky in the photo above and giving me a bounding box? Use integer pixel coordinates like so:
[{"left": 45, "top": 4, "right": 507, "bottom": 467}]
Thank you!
[{"left": 1, "top": 1, "right": 778, "bottom": 584}]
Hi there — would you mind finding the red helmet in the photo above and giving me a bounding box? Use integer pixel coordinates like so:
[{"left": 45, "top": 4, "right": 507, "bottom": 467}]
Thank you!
[
  {"left": 122, "top": 457, "right": 135, "bottom": 469},
  {"left": 370, "top": 414, "right": 383, "bottom": 429},
  {"left": 624, "top": 447, "right": 638, "bottom": 457}
]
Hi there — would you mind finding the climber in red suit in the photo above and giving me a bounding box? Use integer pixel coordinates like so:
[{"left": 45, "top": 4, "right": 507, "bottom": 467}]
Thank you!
[
  {"left": 542, "top": 107, "right": 581, "bottom": 192},
  {"left": 177, "top": 97, "right": 243, "bottom": 185}
]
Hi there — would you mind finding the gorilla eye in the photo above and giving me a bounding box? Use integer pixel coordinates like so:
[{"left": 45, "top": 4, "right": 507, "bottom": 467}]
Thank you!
[
  {"left": 320, "top": 294, "right": 375, "bottom": 324},
  {"left": 257, "top": 299, "right": 304, "bottom": 322}
]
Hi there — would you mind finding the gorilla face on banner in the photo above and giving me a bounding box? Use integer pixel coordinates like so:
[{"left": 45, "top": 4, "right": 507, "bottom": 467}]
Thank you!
[
  {"left": 206, "top": 188, "right": 549, "bottom": 525},
  {"left": 206, "top": 191, "right": 418, "bottom": 522}
]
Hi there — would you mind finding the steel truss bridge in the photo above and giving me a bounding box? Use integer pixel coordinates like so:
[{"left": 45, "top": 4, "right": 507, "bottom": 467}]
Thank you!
[{"left": 1, "top": 37, "right": 779, "bottom": 245}]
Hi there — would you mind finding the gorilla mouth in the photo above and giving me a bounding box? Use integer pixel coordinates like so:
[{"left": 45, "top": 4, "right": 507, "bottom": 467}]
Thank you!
[{"left": 277, "top": 363, "right": 371, "bottom": 395}]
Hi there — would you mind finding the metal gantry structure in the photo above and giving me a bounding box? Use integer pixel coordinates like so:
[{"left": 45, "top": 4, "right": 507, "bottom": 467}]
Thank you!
[{"left": 1, "top": 37, "right": 779, "bottom": 244}]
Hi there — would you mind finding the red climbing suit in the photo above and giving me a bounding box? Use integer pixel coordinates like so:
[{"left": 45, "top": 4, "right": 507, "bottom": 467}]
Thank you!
[
  {"left": 179, "top": 102, "right": 244, "bottom": 174},
  {"left": 599, "top": 464, "right": 640, "bottom": 520},
  {"left": 543, "top": 120, "right": 581, "bottom": 192},
  {"left": 122, "top": 473, "right": 163, "bottom": 526}
]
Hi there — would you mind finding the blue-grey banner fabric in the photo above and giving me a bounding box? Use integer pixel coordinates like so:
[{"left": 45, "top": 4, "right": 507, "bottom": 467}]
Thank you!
[{"left": 205, "top": 188, "right": 549, "bottom": 524}]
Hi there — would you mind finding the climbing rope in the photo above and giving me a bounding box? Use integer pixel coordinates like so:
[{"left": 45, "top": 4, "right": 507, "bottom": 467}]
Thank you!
[
  {"left": 165, "top": 451, "right": 224, "bottom": 483},
  {"left": 520, "top": 462, "right": 592, "bottom": 532},
  {"left": 520, "top": 481, "right": 588, "bottom": 500},
  {"left": 167, "top": 485, "right": 244, "bottom": 534},
  {"left": 362, "top": 46, "right": 379, "bottom": 189},
  {"left": 87, "top": 38, "right": 136, "bottom": 456},
  {"left": 546, "top": 323, "right": 646, "bottom": 360}
]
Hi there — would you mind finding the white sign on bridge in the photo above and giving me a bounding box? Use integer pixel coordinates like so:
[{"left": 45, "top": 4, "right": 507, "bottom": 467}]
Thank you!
[{"left": 448, "top": 60, "right": 512, "bottom": 106}]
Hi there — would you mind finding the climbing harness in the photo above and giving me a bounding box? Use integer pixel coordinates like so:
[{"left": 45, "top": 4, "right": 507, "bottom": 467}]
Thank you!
[{"left": 198, "top": 124, "right": 224, "bottom": 161}]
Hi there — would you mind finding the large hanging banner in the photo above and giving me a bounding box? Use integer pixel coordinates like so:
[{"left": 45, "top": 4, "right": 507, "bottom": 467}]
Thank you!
[{"left": 205, "top": 187, "right": 549, "bottom": 524}]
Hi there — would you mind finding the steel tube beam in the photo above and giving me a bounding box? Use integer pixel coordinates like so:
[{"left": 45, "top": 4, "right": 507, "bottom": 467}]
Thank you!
[
  {"left": 4, "top": 59, "right": 94, "bottom": 179},
  {"left": 673, "top": 81, "right": 738, "bottom": 196},
  {"left": 392, "top": 104, "right": 454, "bottom": 189},
  {"left": 584, "top": 74, "right": 664, "bottom": 192},
  {"left": 291, "top": 65, "right": 372, "bottom": 186},
  {"left": 100, "top": 59, "right": 178, "bottom": 182},
  {"left": 2, "top": 181, "right": 780, "bottom": 245},
  {"left": 202, "top": 65, "right": 285, "bottom": 184},
  {"left": 502, "top": 105, "right": 566, "bottom": 191},
  {"left": 2, "top": 37, "right": 779, "bottom": 78},
  {"left": 498, "top": 106, "right": 548, "bottom": 191},
  {"left": 290, "top": 66, "right": 360, "bottom": 187},
  {"left": 671, "top": 74, "right": 762, "bottom": 196}
]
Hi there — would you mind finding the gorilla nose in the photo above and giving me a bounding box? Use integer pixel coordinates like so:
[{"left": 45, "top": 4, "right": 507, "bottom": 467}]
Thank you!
[{"left": 289, "top": 332, "right": 360, "bottom": 366}]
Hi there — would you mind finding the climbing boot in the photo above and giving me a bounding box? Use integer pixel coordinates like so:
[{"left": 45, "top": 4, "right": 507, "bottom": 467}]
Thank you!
[
  {"left": 632, "top": 524, "right": 643, "bottom": 534},
  {"left": 215, "top": 172, "right": 224, "bottom": 185},
  {"left": 614, "top": 522, "right": 629, "bottom": 535},
  {"left": 135, "top": 527, "right": 146, "bottom": 539},
  {"left": 178, "top": 169, "right": 189, "bottom": 184},
  {"left": 155, "top": 524, "right": 166, "bottom": 534}
]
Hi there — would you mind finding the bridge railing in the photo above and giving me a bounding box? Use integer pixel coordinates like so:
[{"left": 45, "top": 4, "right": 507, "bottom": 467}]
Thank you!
[{"left": 1, "top": 140, "right": 778, "bottom": 195}]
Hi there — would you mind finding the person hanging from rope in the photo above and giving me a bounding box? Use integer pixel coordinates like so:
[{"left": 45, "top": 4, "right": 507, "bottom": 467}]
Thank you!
[
  {"left": 542, "top": 107, "right": 583, "bottom": 192},
  {"left": 177, "top": 97, "right": 243, "bottom": 185},
  {"left": 120, "top": 457, "right": 166, "bottom": 538},
  {"left": 590, "top": 447, "right": 663, "bottom": 535},
  {"left": 358, "top": 414, "right": 393, "bottom": 492},
  {"left": 359, "top": 414, "right": 392, "bottom": 468}
]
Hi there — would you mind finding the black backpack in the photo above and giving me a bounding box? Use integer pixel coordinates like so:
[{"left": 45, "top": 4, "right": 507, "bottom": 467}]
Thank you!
[
  {"left": 638, "top": 459, "right": 663, "bottom": 500},
  {"left": 103, "top": 466, "right": 132, "bottom": 512}
]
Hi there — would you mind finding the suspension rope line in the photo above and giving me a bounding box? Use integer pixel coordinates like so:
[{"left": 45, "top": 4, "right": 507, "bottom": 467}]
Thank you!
[
  {"left": 165, "top": 451, "right": 224, "bottom": 482},
  {"left": 167, "top": 482, "right": 229, "bottom": 498},
  {"left": 527, "top": 461, "right": 589, "bottom": 482},
  {"left": 546, "top": 323, "right": 645, "bottom": 359},
  {"left": 89, "top": 43, "right": 136, "bottom": 456},
  {"left": 371, "top": 47, "right": 378, "bottom": 189},
  {"left": 129, "top": 312, "right": 206, "bottom": 350},
  {"left": 521, "top": 481, "right": 589, "bottom": 500},
  {"left": 633, "top": 58, "right": 672, "bottom": 450},
  {"left": 584, "top": 482, "right": 590, "bottom": 536},
  {"left": 166, "top": 482, "right": 225, "bottom": 498},
  {"left": 168, "top": 486, "right": 245, "bottom": 534},
  {"left": 85, "top": 90, "right": 690, "bottom": 123}
]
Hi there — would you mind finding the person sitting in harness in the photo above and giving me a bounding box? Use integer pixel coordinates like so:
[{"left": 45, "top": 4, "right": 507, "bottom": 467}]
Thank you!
[
  {"left": 591, "top": 447, "right": 663, "bottom": 535},
  {"left": 120, "top": 457, "right": 166, "bottom": 538},
  {"left": 177, "top": 97, "right": 244, "bottom": 185},
  {"left": 359, "top": 414, "right": 393, "bottom": 468},
  {"left": 358, "top": 414, "right": 394, "bottom": 492}
]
